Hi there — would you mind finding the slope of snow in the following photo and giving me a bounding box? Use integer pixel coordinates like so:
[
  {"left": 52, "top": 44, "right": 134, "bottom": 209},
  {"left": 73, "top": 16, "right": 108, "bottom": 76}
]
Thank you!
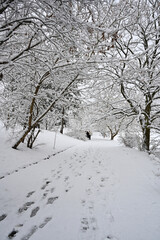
[
  {"left": 0, "top": 124, "right": 160, "bottom": 240},
  {"left": 0, "top": 123, "right": 82, "bottom": 177}
]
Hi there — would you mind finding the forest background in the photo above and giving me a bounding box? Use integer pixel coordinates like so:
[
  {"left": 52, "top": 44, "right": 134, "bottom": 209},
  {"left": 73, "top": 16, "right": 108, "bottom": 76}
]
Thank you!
[{"left": 0, "top": 0, "right": 160, "bottom": 153}]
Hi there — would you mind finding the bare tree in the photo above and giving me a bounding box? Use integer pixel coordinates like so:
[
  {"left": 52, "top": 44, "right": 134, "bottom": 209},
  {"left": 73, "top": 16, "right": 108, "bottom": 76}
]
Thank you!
[
  {"left": 12, "top": 73, "right": 79, "bottom": 149},
  {"left": 2, "top": 0, "right": 159, "bottom": 153},
  {"left": 93, "top": 0, "right": 160, "bottom": 151},
  {"left": 0, "top": 0, "right": 87, "bottom": 148}
]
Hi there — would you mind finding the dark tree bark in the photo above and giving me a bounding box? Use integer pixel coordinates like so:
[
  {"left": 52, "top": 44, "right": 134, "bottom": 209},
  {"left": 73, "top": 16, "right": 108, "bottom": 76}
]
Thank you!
[
  {"left": 27, "top": 126, "right": 41, "bottom": 149},
  {"left": 107, "top": 126, "right": 119, "bottom": 140},
  {"left": 60, "top": 107, "right": 65, "bottom": 134}
]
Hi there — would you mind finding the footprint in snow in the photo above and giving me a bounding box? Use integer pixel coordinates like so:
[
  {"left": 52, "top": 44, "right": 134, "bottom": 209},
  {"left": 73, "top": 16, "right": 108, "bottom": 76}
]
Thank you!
[
  {"left": 50, "top": 187, "right": 55, "bottom": 193},
  {"left": 33, "top": 161, "right": 38, "bottom": 165},
  {"left": 86, "top": 188, "right": 92, "bottom": 195},
  {"left": 88, "top": 201, "right": 94, "bottom": 211},
  {"left": 0, "top": 213, "right": 7, "bottom": 221},
  {"left": 39, "top": 217, "right": 52, "bottom": 228},
  {"left": 80, "top": 217, "right": 97, "bottom": 232},
  {"left": 41, "top": 181, "right": 50, "bottom": 190},
  {"left": 8, "top": 229, "right": 18, "bottom": 239},
  {"left": 16, "top": 224, "right": 23, "bottom": 227},
  {"left": 21, "top": 225, "right": 37, "bottom": 240},
  {"left": 8, "top": 224, "right": 23, "bottom": 239},
  {"left": 101, "top": 177, "right": 105, "bottom": 182},
  {"left": 81, "top": 218, "right": 89, "bottom": 232},
  {"left": 106, "top": 235, "right": 118, "bottom": 240},
  {"left": 65, "top": 185, "right": 73, "bottom": 192},
  {"left": 18, "top": 202, "right": 34, "bottom": 213},
  {"left": 30, "top": 206, "right": 40, "bottom": 217},
  {"left": 81, "top": 199, "right": 86, "bottom": 206},
  {"left": 42, "top": 192, "right": 48, "bottom": 199},
  {"left": 100, "top": 184, "right": 104, "bottom": 188},
  {"left": 56, "top": 175, "right": 61, "bottom": 179},
  {"left": 47, "top": 196, "right": 59, "bottom": 204},
  {"left": 69, "top": 164, "right": 72, "bottom": 169},
  {"left": 90, "top": 217, "right": 97, "bottom": 231},
  {"left": 75, "top": 172, "right": 82, "bottom": 177},
  {"left": 26, "top": 191, "right": 35, "bottom": 198},
  {"left": 64, "top": 176, "right": 69, "bottom": 182}
]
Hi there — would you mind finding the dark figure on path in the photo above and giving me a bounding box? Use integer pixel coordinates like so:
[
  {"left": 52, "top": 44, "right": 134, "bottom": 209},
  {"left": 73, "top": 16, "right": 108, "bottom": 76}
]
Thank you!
[{"left": 86, "top": 131, "right": 91, "bottom": 140}]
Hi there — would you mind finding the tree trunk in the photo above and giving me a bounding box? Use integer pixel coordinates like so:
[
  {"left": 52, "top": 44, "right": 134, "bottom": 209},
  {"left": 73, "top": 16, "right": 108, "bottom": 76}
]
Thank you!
[
  {"left": 110, "top": 133, "right": 114, "bottom": 140},
  {"left": 45, "top": 121, "right": 48, "bottom": 130},
  {"left": 27, "top": 128, "right": 41, "bottom": 149},
  {"left": 12, "top": 127, "right": 31, "bottom": 149},
  {"left": 140, "top": 97, "right": 151, "bottom": 152},
  {"left": 142, "top": 127, "right": 150, "bottom": 152},
  {"left": 108, "top": 126, "right": 119, "bottom": 141},
  {"left": 60, "top": 118, "right": 65, "bottom": 134},
  {"left": 143, "top": 95, "right": 151, "bottom": 152},
  {"left": 60, "top": 107, "right": 65, "bottom": 134}
]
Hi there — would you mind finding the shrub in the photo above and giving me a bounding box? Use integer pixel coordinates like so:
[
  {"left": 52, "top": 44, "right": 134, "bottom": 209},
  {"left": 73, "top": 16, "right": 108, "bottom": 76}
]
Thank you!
[
  {"left": 119, "top": 132, "right": 142, "bottom": 150},
  {"left": 66, "top": 130, "right": 87, "bottom": 141}
]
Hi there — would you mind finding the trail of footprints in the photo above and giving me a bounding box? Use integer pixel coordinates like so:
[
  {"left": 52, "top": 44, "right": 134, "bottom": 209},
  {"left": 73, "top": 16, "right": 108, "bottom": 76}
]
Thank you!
[
  {"left": 6, "top": 159, "right": 77, "bottom": 240},
  {"left": 2, "top": 149, "right": 111, "bottom": 239},
  {"left": 6, "top": 176, "right": 59, "bottom": 239},
  {"left": 0, "top": 148, "right": 71, "bottom": 181},
  {"left": 71, "top": 149, "right": 109, "bottom": 237},
  {"left": 80, "top": 199, "right": 98, "bottom": 238},
  {"left": 5, "top": 152, "right": 80, "bottom": 239},
  {"left": 78, "top": 154, "right": 115, "bottom": 239}
]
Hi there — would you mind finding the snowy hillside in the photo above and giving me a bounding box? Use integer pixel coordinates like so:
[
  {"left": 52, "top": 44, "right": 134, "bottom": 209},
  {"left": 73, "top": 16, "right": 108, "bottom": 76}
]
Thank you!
[{"left": 0, "top": 125, "right": 160, "bottom": 240}]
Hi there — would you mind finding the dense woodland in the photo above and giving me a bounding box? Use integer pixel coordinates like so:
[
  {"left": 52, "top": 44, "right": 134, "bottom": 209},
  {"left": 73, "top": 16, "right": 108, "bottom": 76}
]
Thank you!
[{"left": 0, "top": 0, "right": 160, "bottom": 152}]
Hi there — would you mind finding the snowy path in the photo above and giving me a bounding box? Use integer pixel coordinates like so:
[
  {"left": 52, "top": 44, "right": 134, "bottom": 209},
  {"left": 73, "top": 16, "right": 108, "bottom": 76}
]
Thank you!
[{"left": 0, "top": 139, "right": 160, "bottom": 240}]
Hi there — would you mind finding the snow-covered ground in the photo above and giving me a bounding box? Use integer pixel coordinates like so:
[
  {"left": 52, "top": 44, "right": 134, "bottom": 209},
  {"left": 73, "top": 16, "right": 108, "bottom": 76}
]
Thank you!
[{"left": 0, "top": 124, "right": 160, "bottom": 240}]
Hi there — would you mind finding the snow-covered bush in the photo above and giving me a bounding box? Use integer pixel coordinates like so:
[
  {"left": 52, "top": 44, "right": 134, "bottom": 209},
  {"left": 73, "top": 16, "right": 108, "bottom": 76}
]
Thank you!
[
  {"left": 149, "top": 133, "right": 160, "bottom": 158},
  {"left": 150, "top": 133, "right": 160, "bottom": 151},
  {"left": 119, "top": 132, "right": 142, "bottom": 151},
  {"left": 66, "top": 130, "right": 87, "bottom": 141}
]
